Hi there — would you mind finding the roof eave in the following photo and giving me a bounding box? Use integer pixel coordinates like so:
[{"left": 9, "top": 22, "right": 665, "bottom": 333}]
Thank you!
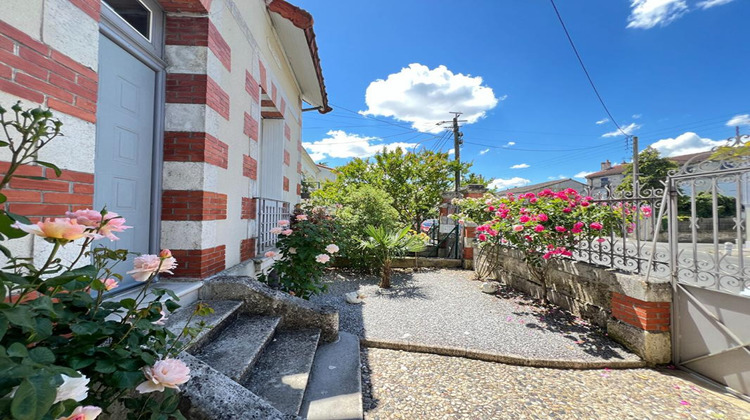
[{"left": 267, "top": 0, "right": 332, "bottom": 114}]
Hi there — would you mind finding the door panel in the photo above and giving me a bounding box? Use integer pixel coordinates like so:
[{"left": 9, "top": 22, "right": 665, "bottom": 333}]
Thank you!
[{"left": 94, "top": 34, "right": 156, "bottom": 290}]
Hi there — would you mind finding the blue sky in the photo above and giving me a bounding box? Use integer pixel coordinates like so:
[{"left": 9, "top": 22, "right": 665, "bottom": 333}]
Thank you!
[{"left": 296, "top": 0, "right": 750, "bottom": 190}]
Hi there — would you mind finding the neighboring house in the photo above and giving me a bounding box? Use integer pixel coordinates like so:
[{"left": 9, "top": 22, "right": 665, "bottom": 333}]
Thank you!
[
  {"left": 299, "top": 151, "right": 336, "bottom": 195},
  {"left": 0, "top": 0, "right": 330, "bottom": 289},
  {"left": 496, "top": 178, "right": 586, "bottom": 196},
  {"left": 585, "top": 152, "right": 712, "bottom": 196}
]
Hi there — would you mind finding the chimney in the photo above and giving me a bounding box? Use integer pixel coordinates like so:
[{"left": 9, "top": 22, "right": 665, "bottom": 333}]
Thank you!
[{"left": 600, "top": 160, "right": 611, "bottom": 171}]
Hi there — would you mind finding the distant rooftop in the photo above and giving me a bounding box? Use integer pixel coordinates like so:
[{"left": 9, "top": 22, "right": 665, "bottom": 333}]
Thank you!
[
  {"left": 586, "top": 151, "right": 713, "bottom": 179},
  {"left": 496, "top": 178, "right": 586, "bottom": 195}
]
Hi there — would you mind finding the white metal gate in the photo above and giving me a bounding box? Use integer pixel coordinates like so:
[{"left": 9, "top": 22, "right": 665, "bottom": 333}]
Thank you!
[{"left": 668, "top": 132, "right": 750, "bottom": 398}]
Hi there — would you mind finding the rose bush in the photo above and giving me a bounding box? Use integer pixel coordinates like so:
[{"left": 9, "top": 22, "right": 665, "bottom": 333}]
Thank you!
[
  {"left": 0, "top": 104, "right": 210, "bottom": 420},
  {"left": 258, "top": 205, "right": 340, "bottom": 299},
  {"left": 455, "top": 188, "right": 649, "bottom": 300}
]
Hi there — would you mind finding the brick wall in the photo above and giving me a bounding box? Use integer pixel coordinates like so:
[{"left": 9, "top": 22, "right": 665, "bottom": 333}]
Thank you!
[
  {"left": 0, "top": 21, "right": 98, "bottom": 123},
  {"left": 1, "top": 163, "right": 93, "bottom": 221},
  {"left": 163, "top": 132, "right": 228, "bottom": 168},
  {"left": 611, "top": 293, "right": 671, "bottom": 332},
  {"left": 243, "top": 112, "right": 258, "bottom": 141},
  {"left": 241, "top": 197, "right": 256, "bottom": 219},
  {"left": 240, "top": 238, "right": 255, "bottom": 261},
  {"left": 243, "top": 155, "right": 258, "bottom": 180},
  {"left": 170, "top": 245, "right": 226, "bottom": 278},
  {"left": 162, "top": 190, "right": 227, "bottom": 221}
]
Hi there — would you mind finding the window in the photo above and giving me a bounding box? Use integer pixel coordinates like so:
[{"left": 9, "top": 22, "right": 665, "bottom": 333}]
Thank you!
[
  {"left": 103, "top": 0, "right": 152, "bottom": 40},
  {"left": 600, "top": 177, "right": 609, "bottom": 187}
]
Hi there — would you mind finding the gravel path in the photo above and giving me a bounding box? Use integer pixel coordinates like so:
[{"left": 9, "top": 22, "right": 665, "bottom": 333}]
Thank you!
[
  {"left": 311, "top": 268, "right": 641, "bottom": 364},
  {"left": 361, "top": 348, "right": 750, "bottom": 419}
]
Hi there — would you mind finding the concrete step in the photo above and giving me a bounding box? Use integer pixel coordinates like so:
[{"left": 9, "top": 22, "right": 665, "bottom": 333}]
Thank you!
[
  {"left": 299, "top": 331, "right": 363, "bottom": 420},
  {"left": 165, "top": 300, "right": 243, "bottom": 351},
  {"left": 192, "top": 314, "right": 281, "bottom": 382},
  {"left": 243, "top": 329, "right": 321, "bottom": 416}
]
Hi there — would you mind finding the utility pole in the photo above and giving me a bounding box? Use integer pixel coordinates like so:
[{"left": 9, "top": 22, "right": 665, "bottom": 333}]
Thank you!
[
  {"left": 632, "top": 135, "right": 639, "bottom": 194},
  {"left": 451, "top": 112, "right": 463, "bottom": 192}
]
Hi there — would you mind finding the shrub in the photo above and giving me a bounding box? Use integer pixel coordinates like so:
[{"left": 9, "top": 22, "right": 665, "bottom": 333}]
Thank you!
[
  {"left": 360, "top": 225, "right": 426, "bottom": 289},
  {"left": 455, "top": 189, "right": 646, "bottom": 300},
  {"left": 0, "top": 103, "right": 208, "bottom": 420},
  {"left": 258, "top": 206, "right": 340, "bottom": 299}
]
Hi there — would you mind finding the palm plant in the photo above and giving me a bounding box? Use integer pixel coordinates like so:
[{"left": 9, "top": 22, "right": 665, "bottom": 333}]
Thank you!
[{"left": 360, "top": 225, "right": 426, "bottom": 288}]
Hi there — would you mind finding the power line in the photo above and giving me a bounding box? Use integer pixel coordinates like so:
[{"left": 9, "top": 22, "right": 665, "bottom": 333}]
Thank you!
[{"left": 549, "top": 0, "right": 631, "bottom": 140}]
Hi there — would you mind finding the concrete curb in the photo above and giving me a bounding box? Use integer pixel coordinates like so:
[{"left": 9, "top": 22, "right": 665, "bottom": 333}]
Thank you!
[{"left": 361, "top": 338, "right": 648, "bottom": 370}]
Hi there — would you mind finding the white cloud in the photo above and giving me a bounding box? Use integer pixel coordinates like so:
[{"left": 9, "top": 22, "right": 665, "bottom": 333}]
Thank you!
[
  {"left": 498, "top": 94, "right": 508, "bottom": 101},
  {"left": 489, "top": 177, "right": 531, "bottom": 191},
  {"left": 632, "top": 114, "right": 642, "bottom": 119},
  {"left": 574, "top": 171, "right": 593, "bottom": 179},
  {"left": 510, "top": 163, "right": 529, "bottom": 169},
  {"left": 697, "top": 0, "right": 734, "bottom": 9},
  {"left": 627, "top": 0, "right": 688, "bottom": 29},
  {"left": 479, "top": 148, "right": 490, "bottom": 155},
  {"left": 649, "top": 132, "right": 727, "bottom": 157},
  {"left": 448, "top": 148, "right": 455, "bottom": 155},
  {"left": 361, "top": 63, "right": 500, "bottom": 133},
  {"left": 303, "top": 130, "right": 418, "bottom": 161},
  {"left": 504, "top": 141, "right": 516, "bottom": 147},
  {"left": 602, "top": 122, "right": 641, "bottom": 138},
  {"left": 547, "top": 175, "right": 567, "bottom": 181},
  {"left": 595, "top": 118, "right": 609, "bottom": 125},
  {"left": 727, "top": 114, "right": 750, "bottom": 126}
]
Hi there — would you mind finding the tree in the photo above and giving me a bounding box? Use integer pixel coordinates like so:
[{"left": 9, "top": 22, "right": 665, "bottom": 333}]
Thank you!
[
  {"left": 312, "top": 147, "right": 471, "bottom": 228},
  {"left": 617, "top": 147, "right": 677, "bottom": 193},
  {"left": 463, "top": 172, "right": 493, "bottom": 187}
]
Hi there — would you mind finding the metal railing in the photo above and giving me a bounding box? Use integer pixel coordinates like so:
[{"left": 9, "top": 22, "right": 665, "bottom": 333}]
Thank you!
[
  {"left": 571, "top": 185, "right": 671, "bottom": 278},
  {"left": 256, "top": 197, "right": 290, "bottom": 254}
]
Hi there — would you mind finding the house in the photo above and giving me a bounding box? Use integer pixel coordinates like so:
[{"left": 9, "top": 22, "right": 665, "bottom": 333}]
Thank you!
[
  {"left": 299, "top": 152, "right": 336, "bottom": 193},
  {"left": 495, "top": 178, "right": 586, "bottom": 196},
  {"left": 585, "top": 152, "right": 712, "bottom": 196},
  {"left": 0, "top": 0, "right": 330, "bottom": 292}
]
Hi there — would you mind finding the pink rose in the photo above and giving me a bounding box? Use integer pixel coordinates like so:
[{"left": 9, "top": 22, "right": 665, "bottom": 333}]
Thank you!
[
  {"left": 264, "top": 251, "right": 277, "bottom": 258},
  {"left": 325, "top": 244, "right": 339, "bottom": 254},
  {"left": 278, "top": 220, "right": 290, "bottom": 227},
  {"left": 529, "top": 198, "right": 537, "bottom": 204},
  {"left": 534, "top": 225, "right": 545, "bottom": 233},
  {"left": 562, "top": 207, "right": 572, "bottom": 214},
  {"left": 519, "top": 215, "right": 531, "bottom": 223},
  {"left": 596, "top": 238, "right": 606, "bottom": 243},
  {"left": 296, "top": 214, "right": 308, "bottom": 221},
  {"left": 269, "top": 227, "right": 283, "bottom": 235},
  {"left": 57, "top": 406, "right": 102, "bottom": 420},
  {"left": 136, "top": 358, "right": 191, "bottom": 393},
  {"left": 66, "top": 209, "right": 131, "bottom": 240},
  {"left": 288, "top": 247, "right": 297, "bottom": 254},
  {"left": 513, "top": 225, "right": 524, "bottom": 232},
  {"left": 102, "top": 278, "right": 118, "bottom": 291},
  {"left": 555, "top": 226, "right": 567, "bottom": 233},
  {"left": 281, "top": 229, "right": 293, "bottom": 236},
  {"left": 478, "top": 233, "right": 487, "bottom": 241},
  {"left": 536, "top": 213, "right": 548, "bottom": 222},
  {"left": 127, "top": 253, "right": 177, "bottom": 282},
  {"left": 315, "top": 254, "right": 331, "bottom": 263},
  {"left": 581, "top": 201, "right": 590, "bottom": 207},
  {"left": 590, "top": 222, "right": 603, "bottom": 230},
  {"left": 12, "top": 218, "right": 88, "bottom": 242}
]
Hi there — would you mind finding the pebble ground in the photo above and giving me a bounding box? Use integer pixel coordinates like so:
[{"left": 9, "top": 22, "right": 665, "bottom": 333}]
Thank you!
[
  {"left": 312, "top": 268, "right": 640, "bottom": 364},
  {"left": 361, "top": 348, "right": 750, "bottom": 420}
]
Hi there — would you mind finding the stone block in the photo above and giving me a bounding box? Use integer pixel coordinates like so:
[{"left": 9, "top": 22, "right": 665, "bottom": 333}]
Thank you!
[{"left": 607, "top": 319, "right": 671, "bottom": 365}]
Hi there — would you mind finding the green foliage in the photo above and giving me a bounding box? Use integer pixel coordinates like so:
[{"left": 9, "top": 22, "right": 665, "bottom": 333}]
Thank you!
[
  {"left": 258, "top": 206, "right": 340, "bottom": 299},
  {"left": 678, "top": 192, "right": 737, "bottom": 218},
  {"left": 312, "top": 148, "right": 471, "bottom": 228},
  {"left": 0, "top": 104, "right": 209, "bottom": 420},
  {"left": 617, "top": 147, "right": 677, "bottom": 193},
  {"left": 463, "top": 172, "right": 493, "bottom": 187},
  {"left": 359, "top": 225, "right": 426, "bottom": 288},
  {"left": 449, "top": 193, "right": 496, "bottom": 226}
]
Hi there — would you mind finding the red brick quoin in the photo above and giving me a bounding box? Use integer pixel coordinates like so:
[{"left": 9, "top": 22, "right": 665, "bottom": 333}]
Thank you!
[
  {"left": 611, "top": 292, "right": 670, "bottom": 332},
  {"left": 240, "top": 238, "right": 255, "bottom": 261},
  {"left": 161, "top": 190, "right": 227, "bottom": 221},
  {"left": 169, "top": 245, "right": 225, "bottom": 278}
]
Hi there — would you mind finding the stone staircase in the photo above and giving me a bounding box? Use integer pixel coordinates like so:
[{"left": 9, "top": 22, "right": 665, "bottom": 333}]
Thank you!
[{"left": 164, "top": 276, "right": 362, "bottom": 420}]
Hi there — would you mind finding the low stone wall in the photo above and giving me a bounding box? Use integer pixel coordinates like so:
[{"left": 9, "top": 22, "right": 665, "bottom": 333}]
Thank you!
[{"left": 474, "top": 246, "right": 672, "bottom": 364}]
